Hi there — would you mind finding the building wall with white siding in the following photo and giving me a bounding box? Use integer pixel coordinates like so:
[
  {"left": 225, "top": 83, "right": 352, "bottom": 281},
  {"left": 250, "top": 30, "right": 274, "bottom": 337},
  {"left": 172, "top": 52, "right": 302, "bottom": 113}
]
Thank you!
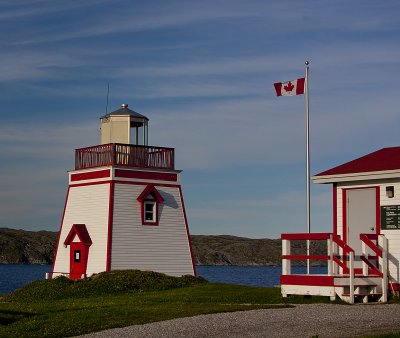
[
  {"left": 111, "top": 183, "right": 194, "bottom": 276},
  {"left": 52, "top": 183, "right": 110, "bottom": 277},
  {"left": 335, "top": 179, "right": 400, "bottom": 283}
]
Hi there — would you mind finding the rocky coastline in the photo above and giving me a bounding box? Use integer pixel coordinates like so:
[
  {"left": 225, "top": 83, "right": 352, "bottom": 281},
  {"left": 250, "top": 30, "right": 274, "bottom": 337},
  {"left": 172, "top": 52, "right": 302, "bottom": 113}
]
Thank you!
[{"left": 0, "top": 228, "right": 325, "bottom": 266}]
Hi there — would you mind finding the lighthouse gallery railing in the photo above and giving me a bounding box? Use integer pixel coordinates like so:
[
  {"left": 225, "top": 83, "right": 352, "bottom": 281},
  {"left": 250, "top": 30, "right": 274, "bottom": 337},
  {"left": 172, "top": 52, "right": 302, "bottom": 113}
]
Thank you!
[{"left": 75, "top": 143, "right": 175, "bottom": 170}]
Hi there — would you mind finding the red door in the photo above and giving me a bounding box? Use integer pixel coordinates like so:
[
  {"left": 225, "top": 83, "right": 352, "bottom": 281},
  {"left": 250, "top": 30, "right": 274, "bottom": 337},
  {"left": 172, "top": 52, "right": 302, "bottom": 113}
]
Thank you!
[{"left": 70, "top": 242, "right": 85, "bottom": 280}]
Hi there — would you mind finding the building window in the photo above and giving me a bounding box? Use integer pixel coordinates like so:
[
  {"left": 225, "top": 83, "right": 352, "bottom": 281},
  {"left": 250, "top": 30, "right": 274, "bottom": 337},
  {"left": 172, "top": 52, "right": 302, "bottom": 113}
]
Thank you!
[
  {"left": 137, "top": 184, "right": 164, "bottom": 226},
  {"left": 74, "top": 250, "right": 81, "bottom": 262},
  {"left": 386, "top": 186, "right": 395, "bottom": 198},
  {"left": 144, "top": 200, "right": 156, "bottom": 222}
]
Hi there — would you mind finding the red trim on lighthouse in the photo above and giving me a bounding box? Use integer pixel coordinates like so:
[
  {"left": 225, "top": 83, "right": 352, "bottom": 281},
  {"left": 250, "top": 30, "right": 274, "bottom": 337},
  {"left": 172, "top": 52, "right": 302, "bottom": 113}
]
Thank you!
[
  {"left": 179, "top": 186, "right": 197, "bottom": 276},
  {"left": 64, "top": 224, "right": 92, "bottom": 246},
  {"left": 115, "top": 169, "right": 177, "bottom": 182},
  {"left": 51, "top": 187, "right": 70, "bottom": 278},
  {"left": 106, "top": 181, "right": 114, "bottom": 272},
  {"left": 71, "top": 169, "right": 110, "bottom": 182},
  {"left": 137, "top": 184, "right": 165, "bottom": 203},
  {"left": 137, "top": 184, "right": 164, "bottom": 226}
]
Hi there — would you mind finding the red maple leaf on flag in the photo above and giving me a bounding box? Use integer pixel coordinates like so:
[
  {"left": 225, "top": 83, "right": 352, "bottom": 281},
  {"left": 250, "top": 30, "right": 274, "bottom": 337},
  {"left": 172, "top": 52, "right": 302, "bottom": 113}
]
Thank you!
[{"left": 284, "top": 81, "right": 294, "bottom": 92}]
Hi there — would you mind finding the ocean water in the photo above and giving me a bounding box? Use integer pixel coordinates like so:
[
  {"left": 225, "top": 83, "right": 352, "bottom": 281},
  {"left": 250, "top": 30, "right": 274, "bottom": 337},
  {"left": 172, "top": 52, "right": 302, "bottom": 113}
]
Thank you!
[
  {"left": 196, "top": 265, "right": 327, "bottom": 287},
  {"left": 0, "top": 264, "right": 52, "bottom": 295},
  {"left": 0, "top": 265, "right": 327, "bottom": 295}
]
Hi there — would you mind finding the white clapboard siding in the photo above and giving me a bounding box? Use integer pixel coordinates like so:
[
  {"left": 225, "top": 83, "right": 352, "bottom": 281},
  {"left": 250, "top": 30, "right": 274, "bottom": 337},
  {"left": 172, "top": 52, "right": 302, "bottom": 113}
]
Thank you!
[
  {"left": 111, "top": 183, "right": 194, "bottom": 277},
  {"left": 53, "top": 183, "right": 110, "bottom": 277},
  {"left": 380, "top": 181, "right": 400, "bottom": 283},
  {"left": 336, "top": 180, "right": 400, "bottom": 283}
]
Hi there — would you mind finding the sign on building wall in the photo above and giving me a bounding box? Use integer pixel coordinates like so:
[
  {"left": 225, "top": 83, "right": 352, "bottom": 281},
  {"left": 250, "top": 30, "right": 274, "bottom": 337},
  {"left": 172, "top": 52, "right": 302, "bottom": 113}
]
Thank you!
[{"left": 381, "top": 205, "right": 400, "bottom": 229}]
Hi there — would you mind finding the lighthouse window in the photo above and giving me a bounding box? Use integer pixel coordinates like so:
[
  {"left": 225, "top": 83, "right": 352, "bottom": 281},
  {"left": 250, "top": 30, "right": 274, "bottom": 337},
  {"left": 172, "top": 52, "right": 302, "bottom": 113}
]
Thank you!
[
  {"left": 74, "top": 250, "right": 81, "bottom": 262},
  {"left": 144, "top": 201, "right": 156, "bottom": 222}
]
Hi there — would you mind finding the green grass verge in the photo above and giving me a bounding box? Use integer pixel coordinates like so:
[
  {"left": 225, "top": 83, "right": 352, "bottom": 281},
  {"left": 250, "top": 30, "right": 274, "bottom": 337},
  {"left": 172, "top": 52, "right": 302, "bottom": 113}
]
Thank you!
[{"left": 0, "top": 269, "right": 340, "bottom": 338}]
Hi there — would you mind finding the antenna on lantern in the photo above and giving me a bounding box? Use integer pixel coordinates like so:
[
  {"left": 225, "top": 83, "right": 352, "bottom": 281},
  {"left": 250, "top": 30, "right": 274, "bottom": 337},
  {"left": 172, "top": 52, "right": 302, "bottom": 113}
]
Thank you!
[{"left": 105, "top": 82, "right": 110, "bottom": 115}]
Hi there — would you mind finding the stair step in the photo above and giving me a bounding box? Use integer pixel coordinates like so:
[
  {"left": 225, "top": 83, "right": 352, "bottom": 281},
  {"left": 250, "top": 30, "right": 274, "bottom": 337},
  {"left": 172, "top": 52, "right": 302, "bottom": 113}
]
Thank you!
[{"left": 342, "top": 293, "right": 382, "bottom": 297}]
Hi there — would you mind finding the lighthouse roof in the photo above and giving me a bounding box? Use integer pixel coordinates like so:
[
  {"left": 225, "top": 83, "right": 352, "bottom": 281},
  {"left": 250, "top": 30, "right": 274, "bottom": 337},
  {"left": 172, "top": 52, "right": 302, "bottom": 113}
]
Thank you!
[{"left": 101, "top": 103, "right": 149, "bottom": 120}]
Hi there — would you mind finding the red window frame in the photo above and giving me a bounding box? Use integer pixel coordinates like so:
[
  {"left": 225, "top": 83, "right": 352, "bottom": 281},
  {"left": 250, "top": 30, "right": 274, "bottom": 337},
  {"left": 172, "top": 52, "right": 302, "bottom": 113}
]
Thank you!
[{"left": 137, "top": 185, "right": 164, "bottom": 226}]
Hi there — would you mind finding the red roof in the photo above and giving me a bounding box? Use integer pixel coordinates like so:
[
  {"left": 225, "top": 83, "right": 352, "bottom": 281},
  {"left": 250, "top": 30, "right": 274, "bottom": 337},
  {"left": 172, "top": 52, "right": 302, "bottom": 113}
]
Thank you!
[
  {"left": 315, "top": 147, "right": 400, "bottom": 177},
  {"left": 64, "top": 224, "right": 92, "bottom": 246},
  {"left": 137, "top": 184, "right": 164, "bottom": 203}
]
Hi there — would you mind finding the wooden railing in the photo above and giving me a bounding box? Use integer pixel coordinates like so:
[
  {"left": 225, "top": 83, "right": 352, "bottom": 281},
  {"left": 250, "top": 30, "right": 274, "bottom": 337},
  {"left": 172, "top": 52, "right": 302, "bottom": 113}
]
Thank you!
[
  {"left": 75, "top": 143, "right": 175, "bottom": 170},
  {"left": 281, "top": 233, "right": 354, "bottom": 276},
  {"left": 360, "top": 233, "right": 388, "bottom": 302},
  {"left": 281, "top": 232, "right": 388, "bottom": 304}
]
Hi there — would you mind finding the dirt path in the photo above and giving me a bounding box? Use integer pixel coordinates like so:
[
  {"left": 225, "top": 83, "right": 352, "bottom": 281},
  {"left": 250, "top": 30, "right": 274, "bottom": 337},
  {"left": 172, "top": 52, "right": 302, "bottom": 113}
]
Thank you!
[{"left": 78, "top": 303, "right": 400, "bottom": 338}]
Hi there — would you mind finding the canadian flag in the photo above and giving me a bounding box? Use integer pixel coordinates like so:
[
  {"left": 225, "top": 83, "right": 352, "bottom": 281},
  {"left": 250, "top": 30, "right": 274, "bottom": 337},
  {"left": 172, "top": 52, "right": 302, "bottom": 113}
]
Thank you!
[{"left": 274, "top": 78, "right": 305, "bottom": 96}]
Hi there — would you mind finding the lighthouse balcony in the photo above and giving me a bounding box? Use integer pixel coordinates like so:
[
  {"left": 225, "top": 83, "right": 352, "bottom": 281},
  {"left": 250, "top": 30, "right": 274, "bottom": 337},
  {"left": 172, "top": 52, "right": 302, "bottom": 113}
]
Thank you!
[{"left": 75, "top": 143, "right": 174, "bottom": 171}]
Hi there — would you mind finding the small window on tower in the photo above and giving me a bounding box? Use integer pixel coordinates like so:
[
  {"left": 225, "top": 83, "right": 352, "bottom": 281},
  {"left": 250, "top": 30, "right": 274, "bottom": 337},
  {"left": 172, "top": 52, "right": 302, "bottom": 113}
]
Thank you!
[
  {"left": 138, "top": 185, "right": 164, "bottom": 226},
  {"left": 144, "top": 201, "right": 156, "bottom": 222}
]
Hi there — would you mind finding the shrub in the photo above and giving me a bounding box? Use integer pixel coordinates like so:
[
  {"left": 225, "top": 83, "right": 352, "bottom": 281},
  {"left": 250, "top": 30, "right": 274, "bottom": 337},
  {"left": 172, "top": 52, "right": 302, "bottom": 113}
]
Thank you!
[{"left": 6, "top": 270, "right": 207, "bottom": 302}]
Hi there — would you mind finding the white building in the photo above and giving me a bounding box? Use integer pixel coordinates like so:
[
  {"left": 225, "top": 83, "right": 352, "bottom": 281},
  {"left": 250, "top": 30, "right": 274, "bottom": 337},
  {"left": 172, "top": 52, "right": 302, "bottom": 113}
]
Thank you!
[
  {"left": 52, "top": 104, "right": 195, "bottom": 279},
  {"left": 281, "top": 147, "right": 400, "bottom": 303}
]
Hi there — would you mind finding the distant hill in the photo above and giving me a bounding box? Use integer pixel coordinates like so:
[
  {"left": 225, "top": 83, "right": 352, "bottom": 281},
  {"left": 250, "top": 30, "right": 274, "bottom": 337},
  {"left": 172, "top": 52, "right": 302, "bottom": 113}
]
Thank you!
[
  {"left": 0, "top": 228, "right": 326, "bottom": 265},
  {"left": 191, "top": 235, "right": 326, "bottom": 266},
  {"left": 0, "top": 228, "right": 57, "bottom": 264}
]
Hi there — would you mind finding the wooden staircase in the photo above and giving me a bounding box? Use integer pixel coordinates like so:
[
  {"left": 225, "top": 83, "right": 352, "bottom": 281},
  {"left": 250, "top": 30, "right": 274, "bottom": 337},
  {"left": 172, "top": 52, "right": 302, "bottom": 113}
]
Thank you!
[
  {"left": 334, "top": 275, "right": 384, "bottom": 303},
  {"left": 281, "top": 233, "right": 389, "bottom": 304}
]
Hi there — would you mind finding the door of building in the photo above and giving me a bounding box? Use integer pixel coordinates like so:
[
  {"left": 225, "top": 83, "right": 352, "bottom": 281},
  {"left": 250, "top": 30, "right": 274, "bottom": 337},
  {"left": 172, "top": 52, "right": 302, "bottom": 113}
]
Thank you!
[
  {"left": 346, "top": 188, "right": 378, "bottom": 268},
  {"left": 70, "top": 242, "right": 85, "bottom": 280}
]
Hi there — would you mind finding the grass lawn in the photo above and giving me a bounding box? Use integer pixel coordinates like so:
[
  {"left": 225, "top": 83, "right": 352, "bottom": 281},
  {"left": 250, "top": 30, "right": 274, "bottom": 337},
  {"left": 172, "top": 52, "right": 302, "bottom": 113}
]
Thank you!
[{"left": 0, "top": 269, "right": 340, "bottom": 338}]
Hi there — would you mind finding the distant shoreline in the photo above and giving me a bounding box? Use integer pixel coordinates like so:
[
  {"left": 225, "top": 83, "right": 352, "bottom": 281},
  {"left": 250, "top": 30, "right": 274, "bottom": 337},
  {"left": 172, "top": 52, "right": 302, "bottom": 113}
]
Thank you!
[{"left": 0, "top": 228, "right": 326, "bottom": 266}]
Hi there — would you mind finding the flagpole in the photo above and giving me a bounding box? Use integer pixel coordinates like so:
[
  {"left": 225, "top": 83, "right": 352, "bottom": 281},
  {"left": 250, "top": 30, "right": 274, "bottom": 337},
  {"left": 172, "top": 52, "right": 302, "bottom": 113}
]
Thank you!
[{"left": 305, "top": 61, "right": 311, "bottom": 275}]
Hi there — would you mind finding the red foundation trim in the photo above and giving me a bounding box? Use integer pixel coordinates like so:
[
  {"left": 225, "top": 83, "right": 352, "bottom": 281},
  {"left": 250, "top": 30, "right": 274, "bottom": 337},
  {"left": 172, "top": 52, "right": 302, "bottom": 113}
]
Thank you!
[
  {"left": 71, "top": 169, "right": 110, "bottom": 182},
  {"left": 280, "top": 275, "right": 334, "bottom": 286},
  {"left": 115, "top": 169, "right": 177, "bottom": 182},
  {"left": 179, "top": 186, "right": 196, "bottom": 276},
  {"left": 51, "top": 187, "right": 70, "bottom": 278},
  {"left": 106, "top": 182, "right": 114, "bottom": 272}
]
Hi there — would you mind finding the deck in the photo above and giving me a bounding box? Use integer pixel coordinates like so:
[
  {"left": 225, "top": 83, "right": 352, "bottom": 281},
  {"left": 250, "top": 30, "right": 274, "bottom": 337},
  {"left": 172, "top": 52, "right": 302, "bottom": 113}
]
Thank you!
[
  {"left": 75, "top": 143, "right": 175, "bottom": 171},
  {"left": 281, "top": 232, "right": 388, "bottom": 303}
]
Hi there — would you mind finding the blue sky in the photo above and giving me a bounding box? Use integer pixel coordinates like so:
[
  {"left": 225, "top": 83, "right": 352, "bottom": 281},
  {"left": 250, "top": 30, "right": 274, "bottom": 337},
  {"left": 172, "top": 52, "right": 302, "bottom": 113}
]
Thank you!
[{"left": 1, "top": 0, "right": 399, "bottom": 238}]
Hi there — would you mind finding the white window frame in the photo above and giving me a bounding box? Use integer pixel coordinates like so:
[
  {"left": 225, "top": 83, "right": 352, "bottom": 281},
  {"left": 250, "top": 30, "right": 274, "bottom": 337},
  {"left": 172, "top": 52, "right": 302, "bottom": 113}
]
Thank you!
[{"left": 143, "top": 200, "right": 156, "bottom": 223}]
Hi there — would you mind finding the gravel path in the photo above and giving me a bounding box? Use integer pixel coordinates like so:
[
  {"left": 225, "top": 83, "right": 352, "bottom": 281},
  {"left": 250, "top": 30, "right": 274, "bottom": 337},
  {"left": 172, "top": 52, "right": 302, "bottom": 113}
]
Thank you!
[{"left": 77, "top": 303, "right": 400, "bottom": 338}]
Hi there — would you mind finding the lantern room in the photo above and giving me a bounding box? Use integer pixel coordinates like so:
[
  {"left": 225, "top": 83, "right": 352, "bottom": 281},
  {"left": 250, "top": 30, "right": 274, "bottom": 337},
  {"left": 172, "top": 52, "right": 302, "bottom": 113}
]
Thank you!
[{"left": 100, "top": 103, "right": 149, "bottom": 145}]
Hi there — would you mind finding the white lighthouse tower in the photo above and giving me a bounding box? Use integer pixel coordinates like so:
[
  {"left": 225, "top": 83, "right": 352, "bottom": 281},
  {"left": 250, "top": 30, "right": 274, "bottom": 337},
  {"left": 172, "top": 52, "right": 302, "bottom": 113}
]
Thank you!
[{"left": 52, "top": 104, "right": 196, "bottom": 279}]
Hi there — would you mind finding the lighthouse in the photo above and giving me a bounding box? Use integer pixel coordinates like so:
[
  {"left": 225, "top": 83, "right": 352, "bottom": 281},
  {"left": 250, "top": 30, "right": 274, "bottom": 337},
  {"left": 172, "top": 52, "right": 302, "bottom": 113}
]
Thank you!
[{"left": 52, "top": 104, "right": 196, "bottom": 279}]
